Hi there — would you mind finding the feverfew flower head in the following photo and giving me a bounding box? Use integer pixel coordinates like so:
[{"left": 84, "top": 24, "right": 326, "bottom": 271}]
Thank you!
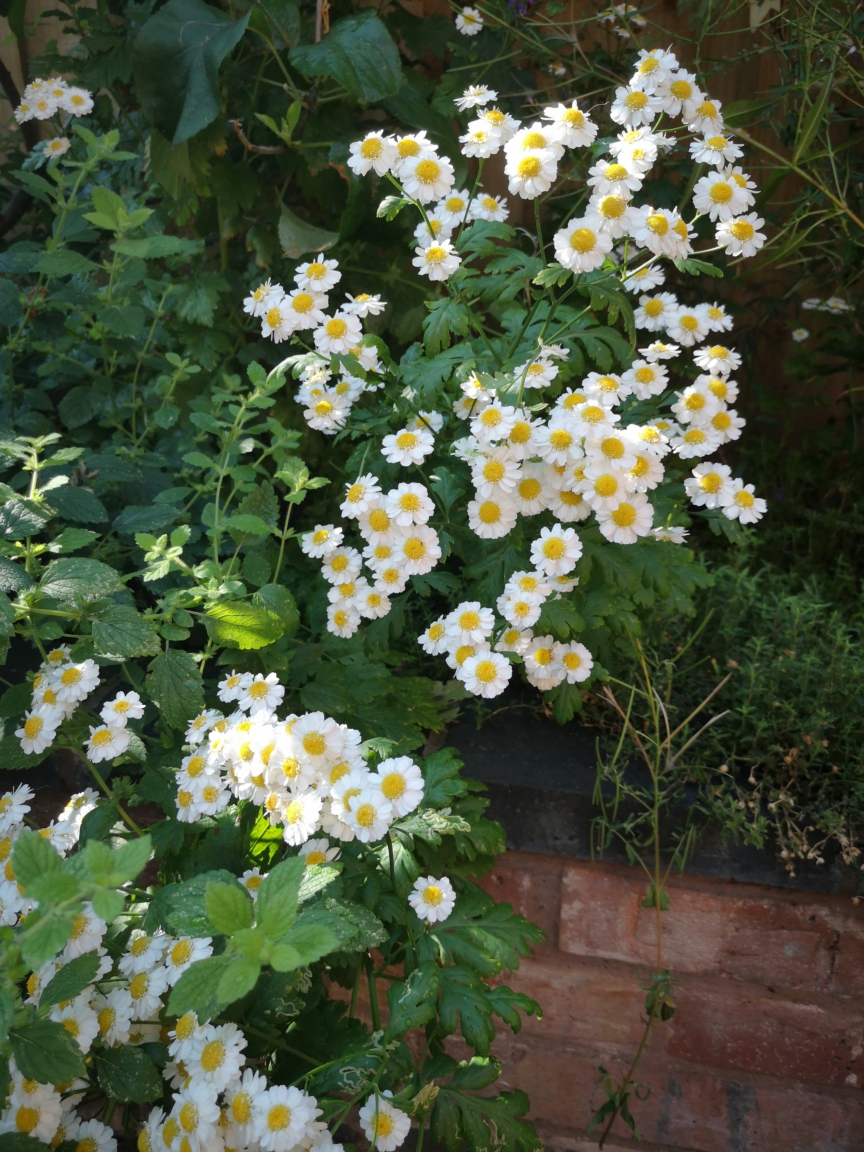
[
  {"left": 412, "top": 238, "right": 461, "bottom": 282},
  {"left": 716, "top": 213, "right": 766, "bottom": 258},
  {"left": 455, "top": 85, "right": 497, "bottom": 110},
  {"left": 455, "top": 6, "right": 483, "bottom": 34},
  {"left": 554, "top": 218, "right": 613, "bottom": 272},
  {"left": 100, "top": 691, "right": 145, "bottom": 728},
  {"left": 543, "top": 101, "right": 598, "bottom": 148},
  {"left": 373, "top": 757, "right": 424, "bottom": 817},
  {"left": 300, "top": 524, "right": 344, "bottom": 559},
  {"left": 461, "top": 651, "right": 513, "bottom": 698},
  {"left": 295, "top": 258, "right": 341, "bottom": 292},
  {"left": 85, "top": 724, "right": 130, "bottom": 764},
  {"left": 408, "top": 875, "right": 457, "bottom": 923},
  {"left": 401, "top": 152, "right": 455, "bottom": 203},
  {"left": 347, "top": 132, "right": 397, "bottom": 177},
  {"left": 381, "top": 427, "right": 435, "bottom": 466}
]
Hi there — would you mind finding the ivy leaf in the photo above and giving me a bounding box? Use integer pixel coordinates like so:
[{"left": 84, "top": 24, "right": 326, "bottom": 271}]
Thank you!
[
  {"left": 289, "top": 13, "right": 402, "bottom": 102},
  {"left": 423, "top": 889, "right": 545, "bottom": 977},
  {"left": 39, "top": 951, "right": 100, "bottom": 1009},
  {"left": 133, "top": 0, "right": 250, "bottom": 144},
  {"left": 431, "top": 1088, "right": 542, "bottom": 1152},
  {"left": 423, "top": 298, "right": 471, "bottom": 357},
  {"left": 205, "top": 602, "right": 283, "bottom": 650},
  {"left": 9, "top": 1019, "right": 86, "bottom": 1084},
  {"left": 383, "top": 963, "right": 439, "bottom": 1041},
  {"left": 92, "top": 605, "right": 161, "bottom": 660},
  {"left": 94, "top": 1045, "right": 164, "bottom": 1102},
  {"left": 145, "top": 650, "right": 204, "bottom": 730}
]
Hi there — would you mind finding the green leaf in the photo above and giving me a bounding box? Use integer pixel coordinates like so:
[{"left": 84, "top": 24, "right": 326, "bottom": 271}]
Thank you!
[
  {"left": 43, "top": 486, "right": 107, "bottom": 525},
  {"left": 39, "top": 951, "right": 100, "bottom": 1010},
  {"left": 438, "top": 965, "right": 496, "bottom": 1055},
  {"left": 58, "top": 387, "right": 101, "bottom": 430},
  {"left": 259, "top": 0, "right": 300, "bottom": 45},
  {"left": 276, "top": 921, "right": 338, "bottom": 967},
  {"left": 34, "top": 250, "right": 98, "bottom": 277},
  {"left": 423, "top": 298, "right": 471, "bottom": 357},
  {"left": 672, "top": 257, "right": 724, "bottom": 279},
  {"left": 384, "top": 964, "right": 439, "bottom": 1041},
  {"left": 86, "top": 834, "right": 152, "bottom": 886},
  {"left": 0, "top": 557, "right": 32, "bottom": 591},
  {"left": 0, "top": 498, "right": 51, "bottom": 540},
  {"left": 91, "top": 888, "right": 125, "bottom": 923},
  {"left": 532, "top": 262, "right": 570, "bottom": 289},
  {"left": 0, "top": 988, "right": 13, "bottom": 1044},
  {"left": 205, "top": 880, "right": 253, "bottom": 935},
  {"left": 94, "top": 1044, "right": 164, "bottom": 1102},
  {"left": 377, "top": 195, "right": 411, "bottom": 221},
  {"left": 133, "top": 0, "right": 250, "bottom": 144},
  {"left": 432, "top": 1088, "right": 542, "bottom": 1152},
  {"left": 145, "top": 650, "right": 205, "bottom": 730},
  {"left": 92, "top": 605, "right": 161, "bottom": 660},
  {"left": 100, "top": 305, "right": 146, "bottom": 337},
  {"left": 12, "top": 832, "right": 62, "bottom": 889},
  {"left": 10, "top": 1019, "right": 86, "bottom": 1084},
  {"left": 39, "top": 558, "right": 123, "bottom": 606},
  {"left": 227, "top": 513, "right": 274, "bottom": 537},
  {"left": 0, "top": 1138, "right": 52, "bottom": 1152},
  {"left": 422, "top": 748, "right": 469, "bottom": 807},
  {"left": 46, "top": 528, "right": 99, "bottom": 555},
  {"left": 111, "top": 236, "right": 202, "bottom": 259},
  {"left": 205, "top": 601, "right": 283, "bottom": 650},
  {"left": 277, "top": 205, "right": 340, "bottom": 261},
  {"left": 157, "top": 869, "right": 238, "bottom": 936},
  {"left": 257, "top": 857, "right": 304, "bottom": 941},
  {"left": 253, "top": 584, "right": 299, "bottom": 637},
  {"left": 166, "top": 954, "right": 234, "bottom": 1020},
  {"left": 722, "top": 95, "right": 783, "bottom": 128},
  {"left": 448, "top": 1056, "right": 503, "bottom": 1092},
  {"left": 217, "top": 956, "right": 261, "bottom": 1004},
  {"left": 297, "top": 862, "right": 341, "bottom": 904},
  {"left": 423, "top": 889, "right": 545, "bottom": 977},
  {"left": 289, "top": 12, "right": 401, "bottom": 102},
  {"left": 793, "top": 71, "right": 834, "bottom": 162},
  {"left": 20, "top": 916, "right": 74, "bottom": 971}
]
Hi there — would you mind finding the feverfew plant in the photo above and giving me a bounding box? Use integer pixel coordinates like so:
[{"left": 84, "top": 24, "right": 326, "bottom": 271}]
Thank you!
[{"left": 248, "top": 49, "right": 767, "bottom": 716}]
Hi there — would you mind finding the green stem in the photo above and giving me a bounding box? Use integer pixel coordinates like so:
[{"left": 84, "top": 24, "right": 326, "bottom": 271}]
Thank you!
[{"left": 365, "top": 955, "right": 382, "bottom": 1031}]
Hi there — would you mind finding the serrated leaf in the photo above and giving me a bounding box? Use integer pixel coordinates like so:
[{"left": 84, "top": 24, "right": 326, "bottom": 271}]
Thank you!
[
  {"left": 289, "top": 12, "right": 401, "bottom": 102},
  {"left": 205, "top": 880, "right": 253, "bottom": 935},
  {"left": 95, "top": 1045, "right": 164, "bottom": 1102},
  {"left": 39, "top": 558, "right": 123, "bottom": 606},
  {"left": 12, "top": 832, "right": 62, "bottom": 889},
  {"left": 423, "top": 889, "right": 545, "bottom": 977},
  {"left": 672, "top": 257, "right": 724, "bottom": 279},
  {"left": 383, "top": 963, "right": 439, "bottom": 1041},
  {"left": 166, "top": 954, "right": 234, "bottom": 1020},
  {"left": 205, "top": 601, "right": 283, "bottom": 650},
  {"left": 39, "top": 951, "right": 100, "bottom": 1009},
  {"left": 257, "top": 857, "right": 304, "bottom": 941},
  {"left": 92, "top": 605, "right": 161, "bottom": 660},
  {"left": 216, "top": 956, "right": 261, "bottom": 1004},
  {"left": 157, "top": 869, "right": 238, "bottom": 936},
  {"left": 10, "top": 1019, "right": 86, "bottom": 1084},
  {"left": 145, "top": 650, "right": 204, "bottom": 730}
]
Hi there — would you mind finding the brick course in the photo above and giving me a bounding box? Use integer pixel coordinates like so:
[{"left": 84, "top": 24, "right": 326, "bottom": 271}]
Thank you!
[{"left": 476, "top": 852, "right": 864, "bottom": 1151}]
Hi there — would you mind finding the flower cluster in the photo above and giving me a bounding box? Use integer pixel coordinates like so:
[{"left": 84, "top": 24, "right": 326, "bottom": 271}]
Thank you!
[
  {"left": 598, "top": 4, "right": 647, "bottom": 37},
  {"left": 176, "top": 675, "right": 432, "bottom": 852},
  {"left": 802, "top": 295, "right": 853, "bottom": 314},
  {"left": 12, "top": 76, "right": 94, "bottom": 160},
  {"left": 15, "top": 646, "right": 144, "bottom": 765},
  {"left": 301, "top": 469, "right": 443, "bottom": 638}
]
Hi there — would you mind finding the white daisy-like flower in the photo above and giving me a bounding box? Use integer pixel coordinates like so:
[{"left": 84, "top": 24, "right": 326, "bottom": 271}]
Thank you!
[
  {"left": 225, "top": 1068, "right": 268, "bottom": 1144},
  {"left": 459, "top": 124, "right": 500, "bottom": 159},
  {"left": 61, "top": 86, "right": 94, "bottom": 116},
  {"left": 629, "top": 48, "right": 678, "bottom": 93},
  {"left": 284, "top": 287, "right": 328, "bottom": 330},
  {"left": 118, "top": 930, "right": 169, "bottom": 977},
  {"left": 461, "top": 651, "right": 513, "bottom": 698},
  {"left": 587, "top": 158, "right": 642, "bottom": 196},
  {"left": 418, "top": 618, "right": 449, "bottom": 655},
  {"left": 44, "top": 135, "right": 71, "bottom": 158},
  {"left": 218, "top": 670, "right": 250, "bottom": 703},
  {"left": 300, "top": 524, "right": 344, "bottom": 559},
  {"left": 327, "top": 602, "right": 361, "bottom": 639},
  {"left": 657, "top": 70, "right": 702, "bottom": 118},
  {"left": 435, "top": 190, "right": 472, "bottom": 228},
  {"left": 622, "top": 359, "right": 668, "bottom": 399},
  {"left": 0, "top": 1085, "right": 63, "bottom": 1143},
  {"left": 531, "top": 524, "right": 582, "bottom": 575},
  {"left": 347, "top": 132, "right": 397, "bottom": 176},
  {"left": 596, "top": 494, "right": 654, "bottom": 543},
  {"left": 92, "top": 987, "right": 135, "bottom": 1047},
  {"left": 127, "top": 966, "right": 170, "bottom": 1019},
  {"left": 343, "top": 292, "right": 385, "bottom": 318},
  {"left": 716, "top": 213, "right": 766, "bottom": 257},
  {"left": 693, "top": 343, "right": 741, "bottom": 375},
  {"left": 684, "top": 462, "right": 734, "bottom": 508},
  {"left": 610, "top": 86, "right": 662, "bottom": 127},
  {"left": 239, "top": 673, "right": 285, "bottom": 715},
  {"left": 357, "top": 585, "right": 392, "bottom": 620},
  {"left": 392, "top": 525, "right": 441, "bottom": 575},
  {"left": 622, "top": 263, "right": 666, "bottom": 292},
  {"left": 54, "top": 658, "right": 100, "bottom": 703},
  {"left": 408, "top": 876, "right": 457, "bottom": 924},
  {"left": 477, "top": 107, "right": 519, "bottom": 141},
  {"left": 640, "top": 340, "right": 682, "bottom": 363},
  {"left": 49, "top": 991, "right": 99, "bottom": 1053},
  {"left": 670, "top": 425, "right": 724, "bottom": 458},
  {"left": 692, "top": 170, "right": 751, "bottom": 221},
  {"left": 16, "top": 709, "right": 60, "bottom": 755},
  {"left": 85, "top": 724, "right": 130, "bottom": 763},
  {"left": 381, "top": 426, "right": 435, "bottom": 466},
  {"left": 553, "top": 218, "right": 613, "bottom": 272},
  {"left": 187, "top": 1021, "right": 246, "bottom": 1092},
  {"left": 455, "top": 6, "right": 483, "bottom": 34},
  {"left": 667, "top": 305, "right": 710, "bottom": 347},
  {"left": 412, "top": 238, "right": 461, "bottom": 282},
  {"left": 342, "top": 787, "right": 393, "bottom": 842},
  {"left": 244, "top": 279, "right": 283, "bottom": 318},
  {"left": 467, "top": 494, "right": 518, "bottom": 539},
  {"left": 687, "top": 97, "right": 724, "bottom": 134},
  {"left": 634, "top": 291, "right": 678, "bottom": 332},
  {"left": 721, "top": 480, "right": 766, "bottom": 524},
  {"left": 690, "top": 133, "right": 743, "bottom": 167},
  {"left": 296, "top": 258, "right": 341, "bottom": 293},
  {"left": 340, "top": 474, "right": 382, "bottom": 518},
  {"left": 455, "top": 84, "right": 497, "bottom": 110},
  {"left": 553, "top": 640, "right": 593, "bottom": 684},
  {"left": 671, "top": 382, "right": 721, "bottom": 425},
  {"left": 373, "top": 757, "right": 424, "bottom": 817},
  {"left": 385, "top": 483, "right": 435, "bottom": 526},
  {"left": 505, "top": 149, "right": 558, "bottom": 199},
  {"left": 495, "top": 626, "right": 533, "bottom": 655},
  {"left": 791, "top": 326, "right": 809, "bottom": 342},
  {"left": 100, "top": 690, "right": 145, "bottom": 728},
  {"left": 321, "top": 546, "right": 363, "bottom": 584},
  {"left": 446, "top": 602, "right": 495, "bottom": 646},
  {"left": 281, "top": 790, "right": 323, "bottom": 845},
  {"left": 401, "top": 152, "right": 455, "bottom": 203},
  {"left": 170, "top": 1081, "right": 220, "bottom": 1152},
  {"left": 542, "top": 100, "right": 597, "bottom": 148},
  {"left": 261, "top": 299, "right": 295, "bottom": 343},
  {"left": 298, "top": 837, "right": 341, "bottom": 866},
  {"left": 469, "top": 192, "right": 509, "bottom": 222},
  {"left": 524, "top": 635, "right": 561, "bottom": 687},
  {"left": 164, "top": 935, "right": 213, "bottom": 986},
  {"left": 313, "top": 311, "right": 362, "bottom": 355},
  {"left": 585, "top": 191, "right": 638, "bottom": 239}
]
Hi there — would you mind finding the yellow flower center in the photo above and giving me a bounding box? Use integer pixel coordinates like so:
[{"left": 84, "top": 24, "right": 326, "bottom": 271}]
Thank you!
[
  {"left": 706, "top": 135, "right": 728, "bottom": 150},
  {"left": 533, "top": 647, "right": 552, "bottom": 666},
  {"left": 709, "top": 345, "right": 729, "bottom": 358},
  {"left": 423, "top": 885, "right": 443, "bottom": 906},
  {"left": 634, "top": 366, "right": 655, "bottom": 383},
  {"left": 129, "top": 974, "right": 149, "bottom": 1001},
  {"left": 680, "top": 314, "right": 699, "bottom": 331},
  {"left": 630, "top": 457, "right": 648, "bottom": 478},
  {"left": 445, "top": 196, "right": 465, "bottom": 212},
  {"left": 483, "top": 460, "right": 505, "bottom": 483},
  {"left": 562, "top": 107, "right": 584, "bottom": 127},
  {"left": 517, "top": 156, "right": 542, "bottom": 178},
  {"left": 478, "top": 501, "right": 501, "bottom": 524},
  {"left": 698, "top": 100, "right": 717, "bottom": 118},
  {"left": 736, "top": 489, "right": 755, "bottom": 508},
  {"left": 291, "top": 292, "right": 315, "bottom": 314},
  {"left": 595, "top": 474, "right": 618, "bottom": 498},
  {"left": 23, "top": 717, "right": 43, "bottom": 739},
  {"left": 396, "top": 431, "right": 418, "bottom": 449},
  {"left": 549, "top": 429, "right": 572, "bottom": 450},
  {"left": 709, "top": 181, "right": 733, "bottom": 203},
  {"left": 646, "top": 213, "right": 668, "bottom": 236},
  {"left": 368, "top": 509, "right": 390, "bottom": 533},
  {"left": 481, "top": 196, "right": 499, "bottom": 210},
  {"left": 625, "top": 91, "right": 648, "bottom": 110},
  {"left": 179, "top": 1103, "right": 198, "bottom": 1133},
  {"left": 285, "top": 800, "right": 304, "bottom": 825},
  {"left": 330, "top": 555, "right": 348, "bottom": 573},
  {"left": 729, "top": 220, "right": 755, "bottom": 241},
  {"left": 563, "top": 651, "right": 582, "bottom": 670},
  {"left": 91, "top": 728, "right": 112, "bottom": 746},
  {"left": 403, "top": 536, "right": 426, "bottom": 561},
  {"left": 415, "top": 159, "right": 441, "bottom": 184},
  {"left": 712, "top": 411, "right": 731, "bottom": 431},
  {"left": 542, "top": 537, "right": 566, "bottom": 560},
  {"left": 305, "top": 851, "right": 326, "bottom": 866},
  {"left": 171, "top": 939, "right": 192, "bottom": 966},
  {"left": 570, "top": 227, "right": 597, "bottom": 252},
  {"left": 700, "top": 472, "right": 722, "bottom": 493},
  {"left": 522, "top": 131, "right": 547, "bottom": 149},
  {"left": 669, "top": 79, "right": 692, "bottom": 99},
  {"left": 474, "top": 659, "right": 498, "bottom": 684},
  {"left": 601, "top": 436, "right": 625, "bottom": 459},
  {"left": 200, "top": 1039, "right": 225, "bottom": 1071},
  {"left": 232, "top": 1093, "right": 252, "bottom": 1125},
  {"left": 428, "top": 623, "right": 445, "bottom": 642},
  {"left": 612, "top": 503, "right": 637, "bottom": 527},
  {"left": 176, "top": 1012, "right": 197, "bottom": 1039},
  {"left": 510, "top": 420, "right": 532, "bottom": 442},
  {"left": 325, "top": 318, "right": 348, "bottom": 339},
  {"left": 266, "top": 306, "right": 282, "bottom": 328},
  {"left": 604, "top": 163, "right": 629, "bottom": 181},
  {"left": 583, "top": 405, "right": 605, "bottom": 423},
  {"left": 397, "top": 137, "right": 421, "bottom": 157},
  {"left": 360, "top": 137, "right": 382, "bottom": 158},
  {"left": 303, "top": 732, "right": 326, "bottom": 756},
  {"left": 683, "top": 429, "right": 707, "bottom": 444},
  {"left": 98, "top": 1006, "right": 115, "bottom": 1035},
  {"left": 16, "top": 1109, "right": 40, "bottom": 1135},
  {"left": 485, "top": 109, "right": 506, "bottom": 125},
  {"left": 519, "top": 478, "right": 541, "bottom": 500},
  {"left": 355, "top": 803, "right": 376, "bottom": 828},
  {"left": 381, "top": 772, "right": 406, "bottom": 800}
]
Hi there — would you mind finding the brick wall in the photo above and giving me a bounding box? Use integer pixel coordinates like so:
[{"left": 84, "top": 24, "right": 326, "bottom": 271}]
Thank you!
[{"left": 479, "top": 852, "right": 864, "bottom": 1152}]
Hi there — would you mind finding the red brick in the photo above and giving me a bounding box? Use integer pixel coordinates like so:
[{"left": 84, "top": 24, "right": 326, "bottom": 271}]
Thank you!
[
  {"left": 479, "top": 856, "right": 561, "bottom": 952},
  {"left": 558, "top": 860, "right": 860, "bottom": 993},
  {"left": 492, "top": 1034, "right": 864, "bottom": 1152},
  {"left": 668, "top": 982, "right": 864, "bottom": 1087},
  {"left": 830, "top": 919, "right": 864, "bottom": 996}
]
